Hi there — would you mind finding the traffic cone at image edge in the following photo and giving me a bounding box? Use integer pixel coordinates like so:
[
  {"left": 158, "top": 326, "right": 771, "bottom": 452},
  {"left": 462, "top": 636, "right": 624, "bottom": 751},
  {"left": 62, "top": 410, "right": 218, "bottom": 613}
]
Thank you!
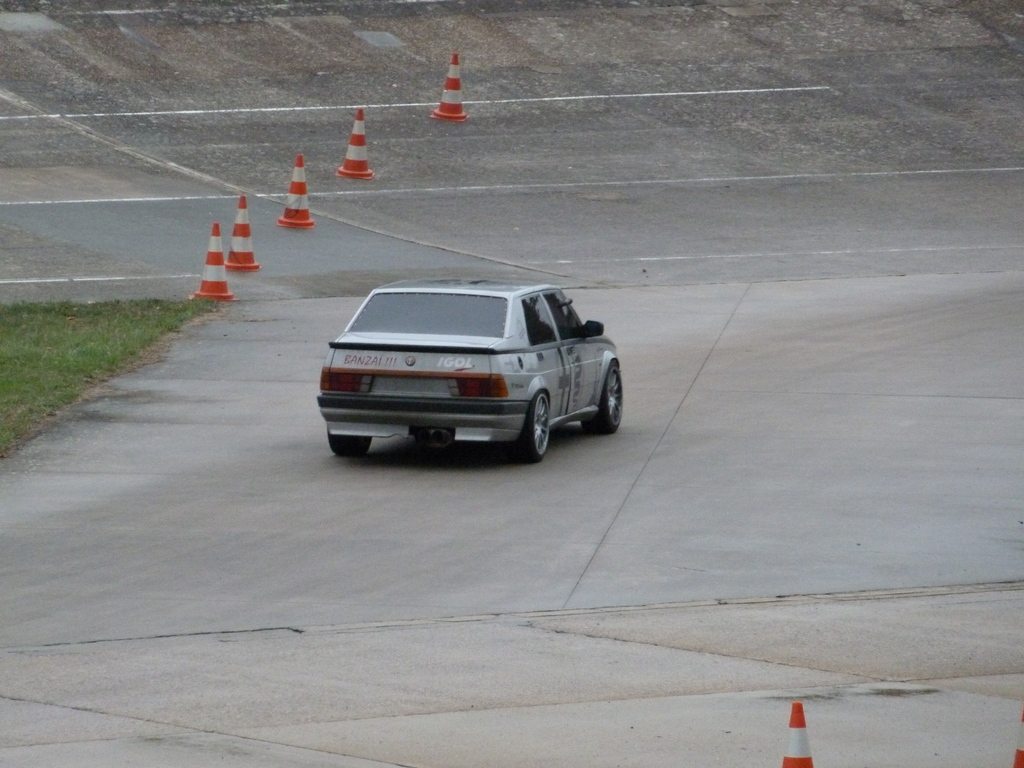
[
  {"left": 432, "top": 52, "right": 468, "bottom": 121},
  {"left": 193, "top": 223, "right": 236, "bottom": 301},
  {"left": 337, "top": 108, "right": 374, "bottom": 180},
  {"left": 226, "top": 194, "right": 260, "bottom": 271},
  {"left": 277, "top": 153, "right": 315, "bottom": 228},
  {"left": 1014, "top": 701, "right": 1024, "bottom": 768},
  {"left": 782, "top": 701, "right": 813, "bottom": 768}
]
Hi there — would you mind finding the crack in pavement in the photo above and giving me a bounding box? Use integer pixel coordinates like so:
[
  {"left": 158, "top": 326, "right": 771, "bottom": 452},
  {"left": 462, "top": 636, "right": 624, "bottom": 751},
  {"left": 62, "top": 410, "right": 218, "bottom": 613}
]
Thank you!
[{"left": 4, "top": 580, "right": 1021, "bottom": 653}]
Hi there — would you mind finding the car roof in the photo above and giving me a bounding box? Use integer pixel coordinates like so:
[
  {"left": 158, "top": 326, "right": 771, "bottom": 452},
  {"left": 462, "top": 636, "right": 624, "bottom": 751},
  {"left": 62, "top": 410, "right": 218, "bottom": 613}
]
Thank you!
[{"left": 370, "top": 279, "right": 561, "bottom": 299}]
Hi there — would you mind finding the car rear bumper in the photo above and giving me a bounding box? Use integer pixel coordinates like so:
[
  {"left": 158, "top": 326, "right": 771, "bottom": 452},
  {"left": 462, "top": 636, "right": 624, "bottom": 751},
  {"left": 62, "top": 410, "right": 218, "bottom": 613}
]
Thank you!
[{"left": 318, "top": 393, "right": 528, "bottom": 442}]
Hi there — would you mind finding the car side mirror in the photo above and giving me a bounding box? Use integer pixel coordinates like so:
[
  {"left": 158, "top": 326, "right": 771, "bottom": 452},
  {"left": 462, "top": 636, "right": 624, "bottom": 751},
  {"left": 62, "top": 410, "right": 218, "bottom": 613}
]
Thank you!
[{"left": 583, "top": 320, "right": 604, "bottom": 337}]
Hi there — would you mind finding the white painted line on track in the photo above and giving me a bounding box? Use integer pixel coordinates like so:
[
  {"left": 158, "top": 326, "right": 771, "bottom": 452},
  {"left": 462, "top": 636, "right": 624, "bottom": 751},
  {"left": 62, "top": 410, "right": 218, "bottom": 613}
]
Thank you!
[
  {"left": 0, "top": 195, "right": 236, "bottom": 206},
  {"left": 535, "top": 244, "right": 1024, "bottom": 265},
  {"left": 299, "top": 166, "right": 1024, "bottom": 198},
  {"left": 74, "top": 7, "right": 177, "bottom": 14},
  {"left": 0, "top": 275, "right": 198, "bottom": 285},
  {"left": 479, "top": 86, "right": 830, "bottom": 105},
  {"left": 64, "top": 2, "right": 455, "bottom": 15},
  {"left": 0, "top": 87, "right": 831, "bottom": 121},
  {"left": 66, "top": 4, "right": 295, "bottom": 14},
  {"left": 0, "top": 166, "right": 1020, "bottom": 207}
]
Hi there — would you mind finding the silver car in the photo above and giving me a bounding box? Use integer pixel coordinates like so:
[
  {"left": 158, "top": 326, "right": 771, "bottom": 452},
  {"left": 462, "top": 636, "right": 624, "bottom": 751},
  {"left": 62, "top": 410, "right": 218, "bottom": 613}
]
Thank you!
[{"left": 317, "top": 280, "right": 622, "bottom": 462}]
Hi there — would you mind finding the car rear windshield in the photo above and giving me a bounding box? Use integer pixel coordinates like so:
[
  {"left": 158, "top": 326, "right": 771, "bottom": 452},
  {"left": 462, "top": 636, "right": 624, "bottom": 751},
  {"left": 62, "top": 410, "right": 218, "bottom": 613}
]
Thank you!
[{"left": 348, "top": 292, "right": 508, "bottom": 338}]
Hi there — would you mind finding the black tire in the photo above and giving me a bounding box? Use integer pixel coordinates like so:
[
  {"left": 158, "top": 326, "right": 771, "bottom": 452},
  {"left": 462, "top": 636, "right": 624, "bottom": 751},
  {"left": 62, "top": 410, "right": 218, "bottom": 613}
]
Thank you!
[
  {"left": 512, "top": 391, "right": 550, "bottom": 463},
  {"left": 582, "top": 361, "right": 623, "bottom": 435},
  {"left": 328, "top": 433, "right": 372, "bottom": 457}
]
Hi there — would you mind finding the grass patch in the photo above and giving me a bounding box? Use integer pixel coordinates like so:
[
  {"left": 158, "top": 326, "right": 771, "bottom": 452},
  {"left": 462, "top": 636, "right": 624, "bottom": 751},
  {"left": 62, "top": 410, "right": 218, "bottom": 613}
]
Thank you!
[{"left": 0, "top": 299, "right": 218, "bottom": 456}]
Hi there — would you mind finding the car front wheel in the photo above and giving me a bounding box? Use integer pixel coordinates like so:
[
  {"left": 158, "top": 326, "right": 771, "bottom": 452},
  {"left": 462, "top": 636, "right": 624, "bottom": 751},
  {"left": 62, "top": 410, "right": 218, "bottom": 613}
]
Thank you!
[
  {"left": 512, "top": 391, "right": 550, "bottom": 463},
  {"left": 582, "top": 361, "right": 622, "bottom": 434},
  {"left": 328, "top": 433, "right": 372, "bottom": 457}
]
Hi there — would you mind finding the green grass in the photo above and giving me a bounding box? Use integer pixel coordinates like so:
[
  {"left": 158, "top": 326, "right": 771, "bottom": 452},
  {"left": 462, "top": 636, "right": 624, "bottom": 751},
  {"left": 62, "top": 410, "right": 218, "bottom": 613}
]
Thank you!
[{"left": 0, "top": 299, "right": 218, "bottom": 456}]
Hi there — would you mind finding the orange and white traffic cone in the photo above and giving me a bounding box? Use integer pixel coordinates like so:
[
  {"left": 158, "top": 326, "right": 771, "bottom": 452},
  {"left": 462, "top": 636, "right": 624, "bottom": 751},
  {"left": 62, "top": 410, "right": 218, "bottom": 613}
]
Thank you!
[
  {"left": 193, "top": 223, "right": 235, "bottom": 301},
  {"left": 337, "top": 108, "right": 374, "bottom": 180},
  {"left": 277, "top": 153, "right": 315, "bottom": 228},
  {"left": 781, "top": 702, "right": 813, "bottom": 768},
  {"left": 432, "top": 52, "right": 468, "bottom": 122},
  {"left": 1013, "top": 701, "right": 1024, "bottom": 768},
  {"left": 226, "top": 194, "right": 260, "bottom": 271}
]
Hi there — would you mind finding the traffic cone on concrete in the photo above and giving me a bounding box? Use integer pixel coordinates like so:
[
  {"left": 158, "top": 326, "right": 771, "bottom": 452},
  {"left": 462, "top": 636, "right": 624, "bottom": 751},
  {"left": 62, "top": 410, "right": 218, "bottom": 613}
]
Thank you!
[
  {"left": 226, "top": 194, "right": 260, "bottom": 271},
  {"left": 336, "top": 108, "right": 374, "bottom": 180},
  {"left": 781, "top": 702, "right": 813, "bottom": 768},
  {"left": 277, "top": 153, "right": 315, "bottom": 228},
  {"left": 432, "top": 52, "right": 468, "bottom": 121},
  {"left": 1013, "top": 702, "right": 1024, "bottom": 768},
  {"left": 193, "top": 223, "right": 235, "bottom": 301}
]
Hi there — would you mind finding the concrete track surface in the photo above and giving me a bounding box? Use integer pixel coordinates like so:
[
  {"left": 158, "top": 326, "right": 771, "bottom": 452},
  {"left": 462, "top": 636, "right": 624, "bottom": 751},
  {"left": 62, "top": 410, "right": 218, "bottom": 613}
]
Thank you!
[{"left": 1, "top": 1, "right": 1023, "bottom": 767}]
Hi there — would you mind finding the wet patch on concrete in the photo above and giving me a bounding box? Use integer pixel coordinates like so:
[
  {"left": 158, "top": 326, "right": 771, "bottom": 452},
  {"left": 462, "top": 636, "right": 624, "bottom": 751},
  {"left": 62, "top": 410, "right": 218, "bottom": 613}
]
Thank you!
[
  {"left": 0, "top": 12, "right": 66, "bottom": 33},
  {"left": 354, "top": 30, "right": 405, "bottom": 47},
  {"left": 860, "top": 686, "right": 942, "bottom": 697},
  {"left": 767, "top": 686, "right": 939, "bottom": 702},
  {"left": 116, "top": 24, "right": 162, "bottom": 51}
]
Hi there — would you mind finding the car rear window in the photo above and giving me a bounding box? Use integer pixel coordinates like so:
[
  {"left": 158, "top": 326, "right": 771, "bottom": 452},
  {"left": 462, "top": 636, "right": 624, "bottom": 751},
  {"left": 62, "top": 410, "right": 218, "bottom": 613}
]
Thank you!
[{"left": 348, "top": 293, "right": 508, "bottom": 338}]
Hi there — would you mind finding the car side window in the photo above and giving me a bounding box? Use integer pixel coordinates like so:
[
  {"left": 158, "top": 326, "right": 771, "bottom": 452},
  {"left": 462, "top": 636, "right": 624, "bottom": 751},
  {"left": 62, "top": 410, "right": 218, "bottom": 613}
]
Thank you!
[
  {"left": 544, "top": 292, "right": 585, "bottom": 340},
  {"left": 521, "top": 294, "right": 557, "bottom": 346}
]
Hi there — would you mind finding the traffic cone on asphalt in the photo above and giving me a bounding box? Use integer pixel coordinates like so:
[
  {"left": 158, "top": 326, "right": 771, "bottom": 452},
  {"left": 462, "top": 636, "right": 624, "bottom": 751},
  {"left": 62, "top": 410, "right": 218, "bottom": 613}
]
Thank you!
[
  {"left": 1013, "top": 702, "right": 1024, "bottom": 768},
  {"left": 781, "top": 702, "right": 813, "bottom": 768},
  {"left": 277, "top": 153, "right": 315, "bottom": 228},
  {"left": 226, "top": 194, "right": 260, "bottom": 271},
  {"left": 432, "top": 52, "right": 468, "bottom": 121},
  {"left": 193, "top": 223, "right": 235, "bottom": 301},
  {"left": 336, "top": 108, "right": 374, "bottom": 180}
]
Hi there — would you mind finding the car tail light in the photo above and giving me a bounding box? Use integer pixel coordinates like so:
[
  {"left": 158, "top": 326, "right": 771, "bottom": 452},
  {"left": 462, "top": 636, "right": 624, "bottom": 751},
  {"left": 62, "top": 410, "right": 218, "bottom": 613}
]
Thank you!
[
  {"left": 321, "top": 369, "right": 371, "bottom": 393},
  {"left": 453, "top": 374, "right": 509, "bottom": 398}
]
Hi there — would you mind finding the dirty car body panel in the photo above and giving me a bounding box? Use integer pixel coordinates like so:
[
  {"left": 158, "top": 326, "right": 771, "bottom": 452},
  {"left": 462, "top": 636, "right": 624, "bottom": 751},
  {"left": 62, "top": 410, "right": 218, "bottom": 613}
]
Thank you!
[{"left": 317, "top": 280, "right": 621, "bottom": 460}]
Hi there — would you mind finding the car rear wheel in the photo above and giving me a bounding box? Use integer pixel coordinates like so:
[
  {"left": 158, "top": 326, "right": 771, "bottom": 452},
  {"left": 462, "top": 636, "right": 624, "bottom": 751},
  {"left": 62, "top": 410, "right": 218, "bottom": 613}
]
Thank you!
[
  {"left": 328, "top": 433, "right": 372, "bottom": 457},
  {"left": 582, "top": 361, "right": 622, "bottom": 434},
  {"left": 512, "top": 391, "right": 550, "bottom": 463}
]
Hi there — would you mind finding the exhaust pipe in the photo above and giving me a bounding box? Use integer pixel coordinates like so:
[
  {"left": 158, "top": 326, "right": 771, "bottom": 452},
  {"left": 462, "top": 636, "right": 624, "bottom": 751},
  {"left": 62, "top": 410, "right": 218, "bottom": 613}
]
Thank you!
[{"left": 416, "top": 428, "right": 454, "bottom": 448}]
